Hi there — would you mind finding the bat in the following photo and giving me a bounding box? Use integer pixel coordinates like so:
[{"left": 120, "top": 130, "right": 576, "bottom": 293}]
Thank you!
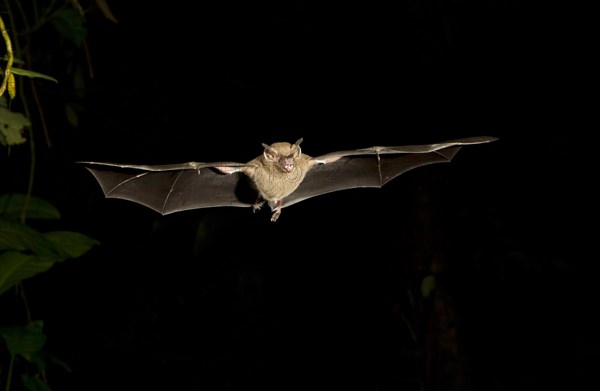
[{"left": 79, "top": 136, "right": 497, "bottom": 221}]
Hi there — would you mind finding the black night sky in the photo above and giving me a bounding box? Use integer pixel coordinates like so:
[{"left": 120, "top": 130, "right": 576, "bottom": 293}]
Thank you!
[{"left": 0, "top": 1, "right": 593, "bottom": 390}]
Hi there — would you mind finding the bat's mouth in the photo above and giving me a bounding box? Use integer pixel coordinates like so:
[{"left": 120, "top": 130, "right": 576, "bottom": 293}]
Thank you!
[{"left": 282, "top": 163, "right": 294, "bottom": 173}]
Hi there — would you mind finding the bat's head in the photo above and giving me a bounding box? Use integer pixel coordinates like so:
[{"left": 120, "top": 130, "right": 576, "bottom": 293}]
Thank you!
[{"left": 261, "top": 138, "right": 303, "bottom": 173}]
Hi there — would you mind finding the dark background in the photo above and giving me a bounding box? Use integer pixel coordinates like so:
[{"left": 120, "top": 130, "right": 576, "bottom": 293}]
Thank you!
[{"left": 1, "top": 1, "right": 593, "bottom": 390}]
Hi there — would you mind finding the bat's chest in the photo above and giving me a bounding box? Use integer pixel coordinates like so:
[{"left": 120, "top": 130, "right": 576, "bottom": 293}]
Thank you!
[{"left": 251, "top": 167, "right": 306, "bottom": 201}]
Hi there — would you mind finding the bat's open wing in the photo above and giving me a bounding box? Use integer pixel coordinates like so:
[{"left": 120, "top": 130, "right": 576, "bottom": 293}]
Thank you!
[
  {"left": 80, "top": 161, "right": 255, "bottom": 215},
  {"left": 281, "top": 136, "right": 497, "bottom": 208},
  {"left": 81, "top": 136, "right": 497, "bottom": 217}
]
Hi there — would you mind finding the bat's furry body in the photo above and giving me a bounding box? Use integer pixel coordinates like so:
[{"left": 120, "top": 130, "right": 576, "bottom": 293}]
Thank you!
[{"left": 80, "top": 136, "right": 497, "bottom": 221}]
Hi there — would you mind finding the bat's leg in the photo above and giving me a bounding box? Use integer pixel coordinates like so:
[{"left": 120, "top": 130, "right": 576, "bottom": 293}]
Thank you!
[{"left": 270, "top": 200, "right": 282, "bottom": 222}]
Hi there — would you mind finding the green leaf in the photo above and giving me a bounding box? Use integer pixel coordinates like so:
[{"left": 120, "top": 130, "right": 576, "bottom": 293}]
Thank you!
[
  {"left": 0, "top": 219, "right": 59, "bottom": 255},
  {"left": 51, "top": 9, "right": 87, "bottom": 47},
  {"left": 0, "top": 220, "right": 97, "bottom": 294},
  {"left": 0, "top": 230, "right": 97, "bottom": 295},
  {"left": 421, "top": 275, "right": 436, "bottom": 298},
  {"left": 45, "top": 352, "right": 72, "bottom": 373},
  {"left": 0, "top": 107, "right": 30, "bottom": 146},
  {"left": 21, "top": 373, "right": 52, "bottom": 391},
  {"left": 0, "top": 251, "right": 34, "bottom": 294},
  {"left": 95, "top": 0, "right": 119, "bottom": 23},
  {"left": 0, "top": 231, "right": 99, "bottom": 294},
  {"left": 43, "top": 231, "right": 99, "bottom": 258},
  {"left": 65, "top": 102, "right": 79, "bottom": 127},
  {"left": 1, "top": 54, "right": 26, "bottom": 65},
  {"left": 0, "top": 194, "right": 61, "bottom": 220},
  {"left": 26, "top": 352, "right": 48, "bottom": 373},
  {"left": 9, "top": 67, "right": 58, "bottom": 83},
  {"left": 0, "top": 252, "right": 56, "bottom": 295},
  {"left": 0, "top": 321, "right": 47, "bottom": 357}
]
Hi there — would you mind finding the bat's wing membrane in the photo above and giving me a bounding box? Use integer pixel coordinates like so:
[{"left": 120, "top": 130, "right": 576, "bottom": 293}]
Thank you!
[
  {"left": 81, "top": 161, "right": 255, "bottom": 215},
  {"left": 313, "top": 136, "right": 498, "bottom": 163},
  {"left": 282, "top": 136, "right": 497, "bottom": 208}
]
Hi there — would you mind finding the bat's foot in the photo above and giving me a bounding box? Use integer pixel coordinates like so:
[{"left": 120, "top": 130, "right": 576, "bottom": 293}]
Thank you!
[
  {"left": 269, "top": 200, "right": 283, "bottom": 222},
  {"left": 270, "top": 209, "right": 281, "bottom": 222},
  {"left": 252, "top": 201, "right": 264, "bottom": 213}
]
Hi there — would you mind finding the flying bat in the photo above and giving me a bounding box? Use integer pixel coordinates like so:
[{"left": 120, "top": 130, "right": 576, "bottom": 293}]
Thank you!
[{"left": 80, "top": 136, "right": 497, "bottom": 221}]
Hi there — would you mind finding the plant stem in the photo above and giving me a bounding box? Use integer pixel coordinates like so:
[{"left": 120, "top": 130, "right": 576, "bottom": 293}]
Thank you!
[{"left": 4, "top": 354, "right": 15, "bottom": 391}]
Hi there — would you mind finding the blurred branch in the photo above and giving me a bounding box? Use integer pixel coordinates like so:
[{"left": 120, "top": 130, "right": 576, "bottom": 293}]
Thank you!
[{"left": 0, "top": 14, "right": 14, "bottom": 98}]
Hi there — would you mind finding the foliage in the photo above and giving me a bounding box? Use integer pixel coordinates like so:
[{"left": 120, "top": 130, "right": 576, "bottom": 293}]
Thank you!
[
  {"left": 0, "top": 320, "right": 72, "bottom": 391},
  {"left": 0, "top": 193, "right": 98, "bottom": 390},
  {"left": 0, "top": 194, "right": 99, "bottom": 296},
  {"left": 0, "top": 1, "right": 115, "bottom": 390},
  {"left": 0, "top": 194, "right": 98, "bottom": 390}
]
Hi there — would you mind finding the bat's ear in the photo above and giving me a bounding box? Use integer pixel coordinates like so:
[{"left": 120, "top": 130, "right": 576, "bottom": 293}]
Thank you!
[
  {"left": 262, "top": 143, "right": 279, "bottom": 162},
  {"left": 293, "top": 138, "right": 303, "bottom": 157}
]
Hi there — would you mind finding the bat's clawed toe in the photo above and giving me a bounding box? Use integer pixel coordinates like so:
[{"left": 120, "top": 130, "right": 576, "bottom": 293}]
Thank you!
[
  {"left": 252, "top": 201, "right": 264, "bottom": 213},
  {"left": 270, "top": 209, "right": 281, "bottom": 222}
]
